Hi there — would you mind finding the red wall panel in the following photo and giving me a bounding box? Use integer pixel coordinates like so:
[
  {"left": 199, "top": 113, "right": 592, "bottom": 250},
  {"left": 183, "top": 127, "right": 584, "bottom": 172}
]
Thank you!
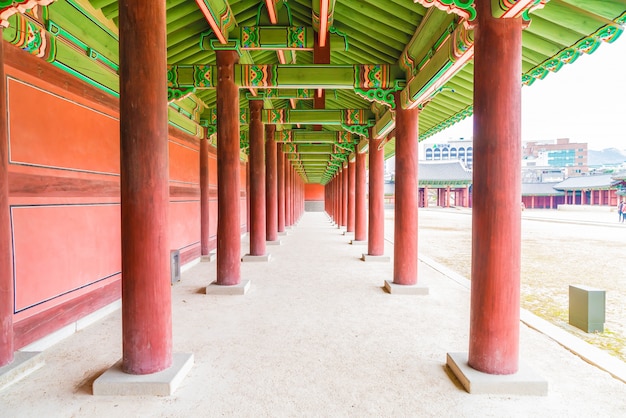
[
  {"left": 169, "top": 201, "right": 200, "bottom": 250},
  {"left": 7, "top": 78, "right": 120, "bottom": 175},
  {"left": 11, "top": 204, "right": 121, "bottom": 315},
  {"left": 169, "top": 140, "right": 199, "bottom": 184},
  {"left": 305, "top": 183, "right": 325, "bottom": 201}
]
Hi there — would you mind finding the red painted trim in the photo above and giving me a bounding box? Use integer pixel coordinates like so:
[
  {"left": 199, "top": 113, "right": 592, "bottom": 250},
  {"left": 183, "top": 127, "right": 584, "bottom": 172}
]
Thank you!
[
  {"left": 194, "top": 0, "right": 228, "bottom": 44},
  {"left": 319, "top": 0, "right": 330, "bottom": 47},
  {"left": 13, "top": 279, "right": 121, "bottom": 349},
  {"left": 265, "top": 0, "right": 278, "bottom": 24}
]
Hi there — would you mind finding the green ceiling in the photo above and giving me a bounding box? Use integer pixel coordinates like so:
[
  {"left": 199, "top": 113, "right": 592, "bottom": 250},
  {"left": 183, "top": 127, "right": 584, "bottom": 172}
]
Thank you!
[{"left": 3, "top": 0, "right": 625, "bottom": 184}]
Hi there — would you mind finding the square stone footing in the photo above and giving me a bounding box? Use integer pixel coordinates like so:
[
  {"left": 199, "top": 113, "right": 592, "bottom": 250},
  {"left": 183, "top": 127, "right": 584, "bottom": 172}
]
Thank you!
[
  {"left": 342, "top": 231, "right": 354, "bottom": 236},
  {"left": 206, "top": 280, "right": 251, "bottom": 295},
  {"left": 446, "top": 352, "right": 548, "bottom": 396},
  {"left": 361, "top": 254, "right": 390, "bottom": 262},
  {"left": 93, "top": 352, "right": 194, "bottom": 396},
  {"left": 278, "top": 231, "right": 289, "bottom": 236},
  {"left": 266, "top": 240, "right": 282, "bottom": 246},
  {"left": 201, "top": 252, "right": 216, "bottom": 262},
  {"left": 350, "top": 240, "right": 367, "bottom": 245},
  {"left": 383, "top": 280, "right": 429, "bottom": 295},
  {"left": 241, "top": 254, "right": 271, "bottom": 262},
  {"left": 0, "top": 352, "right": 44, "bottom": 392}
]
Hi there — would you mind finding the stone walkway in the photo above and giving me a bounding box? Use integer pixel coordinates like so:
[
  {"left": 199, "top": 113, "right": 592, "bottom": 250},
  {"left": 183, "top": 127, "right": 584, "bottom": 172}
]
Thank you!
[{"left": 2, "top": 211, "right": 626, "bottom": 416}]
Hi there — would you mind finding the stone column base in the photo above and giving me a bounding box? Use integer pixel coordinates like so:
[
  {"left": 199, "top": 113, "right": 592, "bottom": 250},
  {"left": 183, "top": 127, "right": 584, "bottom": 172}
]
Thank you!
[
  {"left": 242, "top": 254, "right": 271, "bottom": 262},
  {"left": 446, "top": 352, "right": 548, "bottom": 396},
  {"left": 201, "top": 251, "right": 217, "bottom": 262},
  {"left": 93, "top": 353, "right": 194, "bottom": 396},
  {"left": 206, "top": 280, "right": 251, "bottom": 295},
  {"left": 361, "top": 254, "right": 390, "bottom": 262},
  {"left": 383, "top": 280, "right": 429, "bottom": 295}
]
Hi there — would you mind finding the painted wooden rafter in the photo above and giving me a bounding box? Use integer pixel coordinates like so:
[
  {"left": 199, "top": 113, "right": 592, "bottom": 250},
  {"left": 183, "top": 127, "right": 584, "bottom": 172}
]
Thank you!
[
  {"left": 414, "top": 0, "right": 549, "bottom": 26},
  {"left": 312, "top": 0, "right": 336, "bottom": 47},
  {"left": 492, "top": 0, "right": 550, "bottom": 19},
  {"left": 194, "top": 0, "right": 235, "bottom": 44},
  {"left": 0, "top": 0, "right": 55, "bottom": 27}
]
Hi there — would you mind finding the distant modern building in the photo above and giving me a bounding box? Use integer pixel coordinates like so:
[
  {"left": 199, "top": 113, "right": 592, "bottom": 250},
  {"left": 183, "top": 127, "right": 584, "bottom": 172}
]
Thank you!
[
  {"left": 523, "top": 138, "right": 588, "bottom": 176},
  {"left": 422, "top": 139, "right": 473, "bottom": 169}
]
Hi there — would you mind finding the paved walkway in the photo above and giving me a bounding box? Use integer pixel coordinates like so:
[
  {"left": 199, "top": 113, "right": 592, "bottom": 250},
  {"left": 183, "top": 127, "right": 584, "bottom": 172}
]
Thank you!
[{"left": 2, "top": 211, "right": 626, "bottom": 417}]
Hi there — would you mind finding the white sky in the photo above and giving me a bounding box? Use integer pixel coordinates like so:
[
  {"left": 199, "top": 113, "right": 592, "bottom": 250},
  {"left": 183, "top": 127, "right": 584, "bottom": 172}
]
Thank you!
[{"left": 423, "top": 31, "right": 626, "bottom": 151}]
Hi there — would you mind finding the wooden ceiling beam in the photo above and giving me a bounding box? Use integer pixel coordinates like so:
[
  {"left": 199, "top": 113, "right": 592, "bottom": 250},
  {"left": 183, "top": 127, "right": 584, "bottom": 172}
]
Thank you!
[{"left": 194, "top": 0, "right": 235, "bottom": 44}]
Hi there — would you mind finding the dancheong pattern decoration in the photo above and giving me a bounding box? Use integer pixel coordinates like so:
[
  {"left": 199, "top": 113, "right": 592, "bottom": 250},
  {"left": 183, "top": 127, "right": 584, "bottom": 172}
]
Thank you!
[
  {"left": 342, "top": 110, "right": 366, "bottom": 125},
  {"left": 4, "top": 7, "right": 54, "bottom": 61},
  {"left": 353, "top": 65, "right": 390, "bottom": 89},
  {"left": 416, "top": 0, "right": 476, "bottom": 25},
  {"left": 265, "top": 109, "right": 285, "bottom": 124},
  {"left": 337, "top": 131, "right": 351, "bottom": 144},
  {"left": 276, "top": 130, "right": 292, "bottom": 143},
  {"left": 492, "top": 0, "right": 550, "bottom": 20},
  {"left": 522, "top": 21, "right": 625, "bottom": 86},
  {"left": 239, "top": 108, "right": 249, "bottom": 125},
  {"left": 288, "top": 26, "right": 306, "bottom": 48},
  {"left": 353, "top": 64, "right": 404, "bottom": 109},
  {"left": 168, "top": 87, "right": 195, "bottom": 102},
  {"left": 0, "top": 0, "right": 55, "bottom": 27},
  {"left": 240, "top": 64, "right": 278, "bottom": 88},
  {"left": 241, "top": 26, "right": 260, "bottom": 48}
]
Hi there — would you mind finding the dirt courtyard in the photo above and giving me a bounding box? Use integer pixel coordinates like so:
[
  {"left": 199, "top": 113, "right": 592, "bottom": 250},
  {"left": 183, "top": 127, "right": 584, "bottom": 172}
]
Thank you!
[{"left": 385, "top": 207, "right": 626, "bottom": 363}]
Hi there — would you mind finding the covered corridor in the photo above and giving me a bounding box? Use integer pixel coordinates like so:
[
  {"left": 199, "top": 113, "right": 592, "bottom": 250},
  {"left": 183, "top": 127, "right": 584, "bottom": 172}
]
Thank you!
[{"left": 2, "top": 211, "right": 626, "bottom": 415}]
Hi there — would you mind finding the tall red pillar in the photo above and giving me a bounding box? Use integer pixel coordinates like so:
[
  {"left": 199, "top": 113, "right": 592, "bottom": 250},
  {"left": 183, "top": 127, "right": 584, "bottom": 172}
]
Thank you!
[
  {"left": 354, "top": 151, "right": 367, "bottom": 242},
  {"left": 367, "top": 135, "right": 385, "bottom": 256},
  {"left": 216, "top": 50, "right": 241, "bottom": 285},
  {"left": 0, "top": 28, "right": 14, "bottom": 367},
  {"left": 335, "top": 172, "right": 342, "bottom": 227},
  {"left": 468, "top": 3, "right": 522, "bottom": 375},
  {"left": 119, "top": 1, "right": 171, "bottom": 374},
  {"left": 347, "top": 159, "right": 356, "bottom": 233},
  {"left": 200, "top": 137, "right": 210, "bottom": 257},
  {"left": 266, "top": 125, "right": 278, "bottom": 242},
  {"left": 392, "top": 93, "right": 419, "bottom": 285},
  {"left": 285, "top": 162, "right": 292, "bottom": 227},
  {"left": 247, "top": 100, "right": 266, "bottom": 256},
  {"left": 277, "top": 145, "right": 285, "bottom": 233}
]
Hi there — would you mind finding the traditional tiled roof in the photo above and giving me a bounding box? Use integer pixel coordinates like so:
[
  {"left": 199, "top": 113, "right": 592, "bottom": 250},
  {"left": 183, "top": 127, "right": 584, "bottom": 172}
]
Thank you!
[
  {"left": 521, "top": 182, "right": 564, "bottom": 196},
  {"left": 419, "top": 161, "right": 472, "bottom": 184},
  {"left": 554, "top": 174, "right": 614, "bottom": 190}
]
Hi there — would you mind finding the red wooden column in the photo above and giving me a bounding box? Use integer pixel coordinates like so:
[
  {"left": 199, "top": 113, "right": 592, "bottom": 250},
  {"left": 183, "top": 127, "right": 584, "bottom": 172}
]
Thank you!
[
  {"left": 119, "top": 1, "right": 171, "bottom": 374},
  {"left": 265, "top": 125, "right": 278, "bottom": 242},
  {"left": 216, "top": 50, "right": 241, "bottom": 285},
  {"left": 468, "top": 3, "right": 523, "bottom": 375},
  {"left": 246, "top": 100, "right": 267, "bottom": 257},
  {"left": 387, "top": 93, "right": 421, "bottom": 290},
  {"left": 0, "top": 29, "right": 13, "bottom": 367},
  {"left": 347, "top": 159, "right": 356, "bottom": 233},
  {"left": 365, "top": 132, "right": 386, "bottom": 259},
  {"left": 423, "top": 186, "right": 429, "bottom": 208},
  {"left": 354, "top": 151, "right": 367, "bottom": 242},
  {"left": 285, "top": 162, "right": 292, "bottom": 227},
  {"left": 334, "top": 176, "right": 339, "bottom": 223},
  {"left": 200, "top": 136, "right": 210, "bottom": 257},
  {"left": 277, "top": 145, "right": 285, "bottom": 233}
]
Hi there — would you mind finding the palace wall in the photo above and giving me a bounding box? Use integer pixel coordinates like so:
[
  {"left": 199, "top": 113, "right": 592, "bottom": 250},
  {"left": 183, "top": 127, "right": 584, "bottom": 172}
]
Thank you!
[{"left": 3, "top": 44, "right": 243, "bottom": 348}]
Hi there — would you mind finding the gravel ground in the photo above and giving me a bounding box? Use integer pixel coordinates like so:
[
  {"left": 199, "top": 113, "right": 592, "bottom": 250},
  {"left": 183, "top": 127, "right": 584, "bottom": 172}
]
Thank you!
[{"left": 385, "top": 207, "right": 626, "bottom": 362}]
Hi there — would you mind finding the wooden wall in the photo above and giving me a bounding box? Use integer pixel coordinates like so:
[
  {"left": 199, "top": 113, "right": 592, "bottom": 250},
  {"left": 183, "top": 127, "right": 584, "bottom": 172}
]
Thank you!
[{"left": 4, "top": 44, "right": 240, "bottom": 348}]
